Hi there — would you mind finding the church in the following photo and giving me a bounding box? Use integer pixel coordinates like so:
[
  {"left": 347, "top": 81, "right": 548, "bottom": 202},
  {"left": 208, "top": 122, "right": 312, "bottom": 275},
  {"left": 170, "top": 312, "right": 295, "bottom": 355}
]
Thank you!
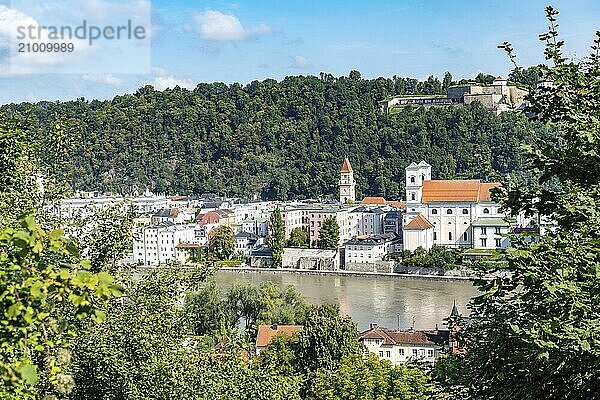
[
  {"left": 402, "top": 161, "right": 511, "bottom": 251},
  {"left": 337, "top": 158, "right": 512, "bottom": 251}
]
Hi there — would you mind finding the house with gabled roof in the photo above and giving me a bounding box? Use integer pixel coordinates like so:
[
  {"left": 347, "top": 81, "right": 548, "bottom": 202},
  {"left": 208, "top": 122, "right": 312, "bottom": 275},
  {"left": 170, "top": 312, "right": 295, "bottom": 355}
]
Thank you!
[{"left": 359, "top": 324, "right": 450, "bottom": 365}]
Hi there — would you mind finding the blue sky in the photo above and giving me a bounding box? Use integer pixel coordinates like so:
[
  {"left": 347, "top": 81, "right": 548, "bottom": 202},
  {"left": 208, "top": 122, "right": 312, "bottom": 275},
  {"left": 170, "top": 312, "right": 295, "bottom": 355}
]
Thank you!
[{"left": 0, "top": 0, "right": 598, "bottom": 104}]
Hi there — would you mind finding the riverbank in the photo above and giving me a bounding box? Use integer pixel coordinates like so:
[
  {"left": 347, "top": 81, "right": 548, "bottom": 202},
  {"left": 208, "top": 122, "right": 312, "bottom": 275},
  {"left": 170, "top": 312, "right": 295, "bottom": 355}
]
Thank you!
[{"left": 219, "top": 266, "right": 487, "bottom": 281}]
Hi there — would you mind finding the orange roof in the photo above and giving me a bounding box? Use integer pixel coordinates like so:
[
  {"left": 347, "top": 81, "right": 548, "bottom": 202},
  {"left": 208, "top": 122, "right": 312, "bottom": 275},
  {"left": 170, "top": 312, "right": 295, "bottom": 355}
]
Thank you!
[
  {"left": 340, "top": 158, "right": 353, "bottom": 173},
  {"left": 361, "top": 197, "right": 406, "bottom": 209},
  {"left": 256, "top": 324, "right": 303, "bottom": 347},
  {"left": 422, "top": 180, "right": 500, "bottom": 202},
  {"left": 361, "top": 196, "right": 386, "bottom": 204},
  {"left": 387, "top": 200, "right": 405, "bottom": 209},
  {"left": 404, "top": 214, "right": 433, "bottom": 230}
]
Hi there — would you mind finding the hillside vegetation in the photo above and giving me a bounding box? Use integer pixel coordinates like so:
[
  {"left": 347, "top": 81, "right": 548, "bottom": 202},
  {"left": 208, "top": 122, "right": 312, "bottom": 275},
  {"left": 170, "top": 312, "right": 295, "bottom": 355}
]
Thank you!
[{"left": 2, "top": 72, "right": 546, "bottom": 199}]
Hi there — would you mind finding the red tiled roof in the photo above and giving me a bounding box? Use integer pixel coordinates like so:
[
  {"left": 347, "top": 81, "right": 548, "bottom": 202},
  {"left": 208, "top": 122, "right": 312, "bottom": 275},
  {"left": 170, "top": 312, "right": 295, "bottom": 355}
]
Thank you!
[
  {"left": 340, "top": 158, "right": 353, "bottom": 173},
  {"left": 359, "top": 326, "right": 449, "bottom": 346},
  {"left": 404, "top": 214, "right": 433, "bottom": 230},
  {"left": 361, "top": 197, "right": 406, "bottom": 209},
  {"left": 361, "top": 196, "right": 386, "bottom": 204},
  {"left": 197, "top": 211, "right": 221, "bottom": 226},
  {"left": 422, "top": 180, "right": 500, "bottom": 202},
  {"left": 256, "top": 325, "right": 303, "bottom": 347}
]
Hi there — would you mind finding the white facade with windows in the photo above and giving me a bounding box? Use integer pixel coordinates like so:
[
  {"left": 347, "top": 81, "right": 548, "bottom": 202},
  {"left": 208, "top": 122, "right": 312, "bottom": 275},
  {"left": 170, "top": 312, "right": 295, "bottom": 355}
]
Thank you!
[
  {"left": 359, "top": 326, "right": 449, "bottom": 366},
  {"left": 402, "top": 161, "right": 510, "bottom": 250},
  {"left": 133, "top": 223, "right": 197, "bottom": 266},
  {"left": 344, "top": 233, "right": 397, "bottom": 265}
]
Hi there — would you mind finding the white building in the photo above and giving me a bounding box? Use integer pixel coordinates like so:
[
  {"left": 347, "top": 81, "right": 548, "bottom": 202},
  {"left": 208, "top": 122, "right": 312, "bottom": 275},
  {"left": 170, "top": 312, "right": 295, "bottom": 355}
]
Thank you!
[
  {"left": 359, "top": 325, "right": 450, "bottom": 366},
  {"left": 241, "top": 217, "right": 269, "bottom": 237},
  {"left": 133, "top": 222, "right": 197, "bottom": 266},
  {"left": 402, "top": 161, "right": 510, "bottom": 250},
  {"left": 281, "top": 206, "right": 305, "bottom": 239},
  {"left": 235, "top": 232, "right": 263, "bottom": 256},
  {"left": 344, "top": 233, "right": 398, "bottom": 265},
  {"left": 350, "top": 206, "right": 385, "bottom": 236}
]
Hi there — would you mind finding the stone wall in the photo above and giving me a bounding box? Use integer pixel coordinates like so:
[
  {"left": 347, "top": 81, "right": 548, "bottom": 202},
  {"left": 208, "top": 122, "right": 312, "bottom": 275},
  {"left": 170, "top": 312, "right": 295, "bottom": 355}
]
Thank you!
[
  {"left": 345, "top": 261, "right": 395, "bottom": 274},
  {"left": 249, "top": 256, "right": 273, "bottom": 268}
]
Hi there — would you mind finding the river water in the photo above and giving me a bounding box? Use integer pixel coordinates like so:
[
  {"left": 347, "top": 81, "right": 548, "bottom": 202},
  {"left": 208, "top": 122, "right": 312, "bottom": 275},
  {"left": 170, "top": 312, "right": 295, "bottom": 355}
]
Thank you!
[{"left": 215, "top": 270, "right": 479, "bottom": 331}]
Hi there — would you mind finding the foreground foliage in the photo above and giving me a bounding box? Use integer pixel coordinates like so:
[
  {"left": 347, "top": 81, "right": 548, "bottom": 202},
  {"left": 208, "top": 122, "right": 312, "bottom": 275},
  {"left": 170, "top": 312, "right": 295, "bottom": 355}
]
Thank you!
[{"left": 448, "top": 8, "right": 600, "bottom": 400}]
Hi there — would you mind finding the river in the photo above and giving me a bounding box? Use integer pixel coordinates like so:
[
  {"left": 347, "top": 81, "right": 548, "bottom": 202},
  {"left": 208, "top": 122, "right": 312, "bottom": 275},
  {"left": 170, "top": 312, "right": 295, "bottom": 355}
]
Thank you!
[{"left": 215, "top": 270, "right": 480, "bottom": 331}]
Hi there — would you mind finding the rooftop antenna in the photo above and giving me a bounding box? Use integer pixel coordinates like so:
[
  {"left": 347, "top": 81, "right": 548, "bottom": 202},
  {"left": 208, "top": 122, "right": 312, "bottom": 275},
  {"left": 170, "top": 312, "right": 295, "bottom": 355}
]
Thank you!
[
  {"left": 397, "top": 313, "right": 400, "bottom": 330},
  {"left": 411, "top": 316, "right": 415, "bottom": 331}
]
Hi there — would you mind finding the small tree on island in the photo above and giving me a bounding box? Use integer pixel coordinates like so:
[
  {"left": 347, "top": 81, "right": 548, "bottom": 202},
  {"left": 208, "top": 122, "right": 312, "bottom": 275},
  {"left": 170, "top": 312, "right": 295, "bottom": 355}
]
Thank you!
[
  {"left": 208, "top": 225, "right": 235, "bottom": 260},
  {"left": 268, "top": 207, "right": 286, "bottom": 266},
  {"left": 287, "top": 227, "right": 308, "bottom": 248},
  {"left": 318, "top": 217, "right": 340, "bottom": 249}
]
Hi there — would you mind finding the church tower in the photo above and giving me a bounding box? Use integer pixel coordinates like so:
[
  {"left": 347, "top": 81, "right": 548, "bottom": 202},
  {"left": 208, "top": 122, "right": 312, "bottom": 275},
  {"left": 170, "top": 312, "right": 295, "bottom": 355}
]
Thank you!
[{"left": 339, "top": 158, "right": 356, "bottom": 204}]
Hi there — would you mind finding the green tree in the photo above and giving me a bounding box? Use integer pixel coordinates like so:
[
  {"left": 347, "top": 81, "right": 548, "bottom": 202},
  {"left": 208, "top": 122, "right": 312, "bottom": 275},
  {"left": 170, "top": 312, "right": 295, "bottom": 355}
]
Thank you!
[
  {"left": 209, "top": 225, "right": 235, "bottom": 260},
  {"left": 268, "top": 207, "right": 285, "bottom": 266},
  {"left": 292, "top": 304, "right": 361, "bottom": 374},
  {"left": 0, "top": 217, "right": 122, "bottom": 398},
  {"left": 442, "top": 71, "right": 454, "bottom": 91},
  {"left": 475, "top": 72, "right": 495, "bottom": 84},
  {"left": 318, "top": 217, "right": 339, "bottom": 249},
  {"left": 311, "top": 353, "right": 433, "bottom": 400},
  {"left": 455, "top": 8, "right": 600, "bottom": 399},
  {"left": 287, "top": 227, "right": 308, "bottom": 248}
]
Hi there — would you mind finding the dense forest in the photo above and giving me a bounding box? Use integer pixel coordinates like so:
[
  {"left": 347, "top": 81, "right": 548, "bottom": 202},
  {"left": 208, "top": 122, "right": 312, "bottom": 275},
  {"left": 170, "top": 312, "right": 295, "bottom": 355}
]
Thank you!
[{"left": 1, "top": 70, "right": 546, "bottom": 200}]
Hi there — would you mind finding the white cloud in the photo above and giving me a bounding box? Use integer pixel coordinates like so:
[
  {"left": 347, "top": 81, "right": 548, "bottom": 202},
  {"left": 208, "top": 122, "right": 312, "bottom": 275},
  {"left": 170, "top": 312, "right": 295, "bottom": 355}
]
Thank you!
[
  {"left": 82, "top": 73, "right": 123, "bottom": 86},
  {"left": 292, "top": 55, "right": 311, "bottom": 69},
  {"left": 189, "top": 10, "right": 272, "bottom": 41},
  {"left": 147, "top": 68, "right": 195, "bottom": 90},
  {"left": 0, "top": 5, "right": 78, "bottom": 75}
]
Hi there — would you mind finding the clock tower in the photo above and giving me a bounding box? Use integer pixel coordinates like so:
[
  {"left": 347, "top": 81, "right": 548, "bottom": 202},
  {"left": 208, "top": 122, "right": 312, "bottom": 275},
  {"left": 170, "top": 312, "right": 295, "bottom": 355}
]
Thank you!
[{"left": 339, "top": 158, "right": 356, "bottom": 204}]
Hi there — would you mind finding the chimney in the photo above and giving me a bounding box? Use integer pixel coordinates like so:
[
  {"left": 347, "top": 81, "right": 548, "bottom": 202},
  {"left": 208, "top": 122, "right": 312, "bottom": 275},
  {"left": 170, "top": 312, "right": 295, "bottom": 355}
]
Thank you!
[{"left": 370, "top": 323, "right": 378, "bottom": 330}]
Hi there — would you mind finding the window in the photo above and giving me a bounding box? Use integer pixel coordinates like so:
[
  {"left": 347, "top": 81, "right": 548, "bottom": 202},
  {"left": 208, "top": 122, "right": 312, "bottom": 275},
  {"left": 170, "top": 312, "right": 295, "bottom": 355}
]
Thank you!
[
  {"left": 386, "top": 351, "right": 391, "bottom": 358},
  {"left": 495, "top": 238, "right": 502, "bottom": 247},
  {"left": 379, "top": 351, "right": 384, "bottom": 357},
  {"left": 411, "top": 193, "right": 416, "bottom": 201},
  {"left": 495, "top": 227, "right": 501, "bottom": 235},
  {"left": 447, "top": 209, "right": 453, "bottom": 214},
  {"left": 412, "top": 349, "right": 418, "bottom": 357},
  {"left": 483, "top": 208, "right": 490, "bottom": 214},
  {"left": 433, "top": 231, "right": 437, "bottom": 240},
  {"left": 399, "top": 348, "right": 405, "bottom": 356},
  {"left": 431, "top": 209, "right": 438, "bottom": 215},
  {"left": 463, "top": 232, "right": 468, "bottom": 241},
  {"left": 427, "top": 349, "right": 434, "bottom": 357},
  {"left": 481, "top": 238, "right": 487, "bottom": 247},
  {"left": 410, "top": 176, "right": 415, "bottom": 183},
  {"left": 449, "top": 232, "right": 453, "bottom": 240},
  {"left": 481, "top": 227, "right": 487, "bottom": 235},
  {"left": 418, "top": 349, "right": 425, "bottom": 357},
  {"left": 462, "top": 208, "right": 469, "bottom": 214}
]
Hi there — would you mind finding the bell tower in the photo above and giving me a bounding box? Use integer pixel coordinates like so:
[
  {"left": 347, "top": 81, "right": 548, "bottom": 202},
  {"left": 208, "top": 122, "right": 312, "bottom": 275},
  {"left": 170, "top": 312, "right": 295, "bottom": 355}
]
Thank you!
[{"left": 339, "top": 158, "right": 356, "bottom": 204}]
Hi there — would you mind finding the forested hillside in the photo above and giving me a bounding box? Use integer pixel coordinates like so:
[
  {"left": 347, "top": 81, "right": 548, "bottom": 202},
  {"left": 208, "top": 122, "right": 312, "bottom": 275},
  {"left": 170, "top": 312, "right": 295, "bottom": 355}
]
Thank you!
[{"left": 1, "top": 71, "right": 546, "bottom": 200}]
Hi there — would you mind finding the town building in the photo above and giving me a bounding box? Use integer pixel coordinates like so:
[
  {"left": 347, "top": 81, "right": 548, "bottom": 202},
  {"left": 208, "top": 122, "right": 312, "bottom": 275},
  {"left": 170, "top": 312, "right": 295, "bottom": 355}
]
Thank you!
[
  {"left": 402, "top": 161, "right": 509, "bottom": 251},
  {"left": 241, "top": 217, "right": 269, "bottom": 237},
  {"left": 344, "top": 233, "right": 398, "bottom": 265},
  {"left": 350, "top": 206, "right": 386, "bottom": 236},
  {"left": 359, "top": 325, "right": 450, "bottom": 365},
  {"left": 255, "top": 324, "right": 304, "bottom": 354},
  {"left": 133, "top": 222, "right": 197, "bottom": 266},
  {"left": 234, "top": 232, "right": 263, "bottom": 257}
]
